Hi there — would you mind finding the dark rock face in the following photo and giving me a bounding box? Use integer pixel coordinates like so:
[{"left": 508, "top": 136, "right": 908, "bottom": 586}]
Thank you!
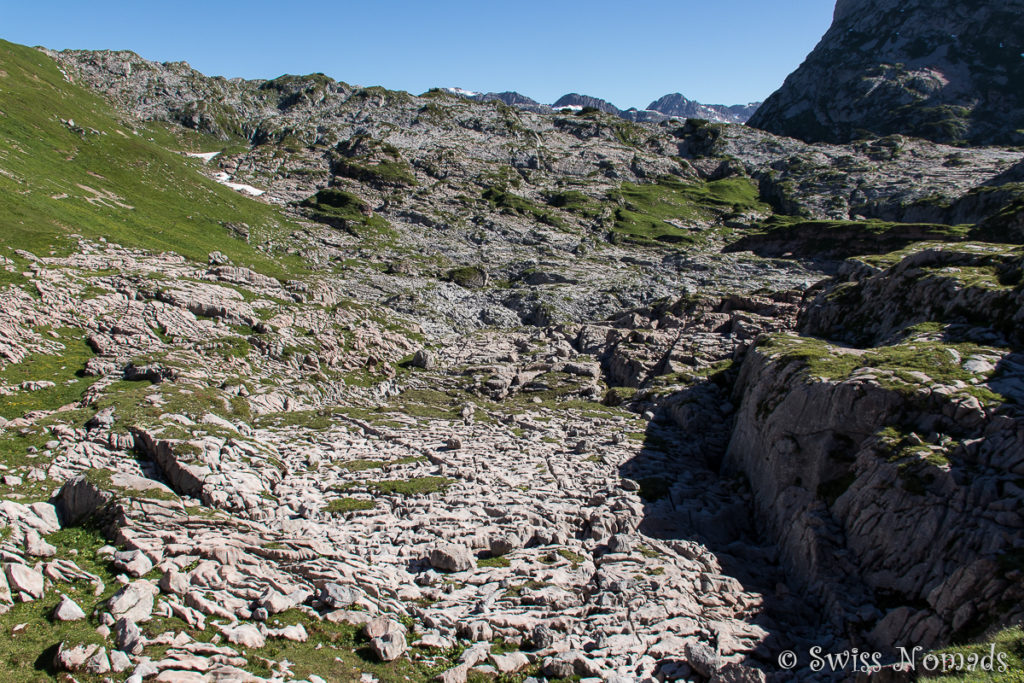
[{"left": 748, "top": 0, "right": 1024, "bottom": 145}]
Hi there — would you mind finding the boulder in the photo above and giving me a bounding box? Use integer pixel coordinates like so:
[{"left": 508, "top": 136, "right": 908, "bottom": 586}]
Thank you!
[
  {"left": 411, "top": 349, "right": 437, "bottom": 370},
  {"left": 108, "top": 581, "right": 158, "bottom": 623},
  {"left": 363, "top": 617, "right": 405, "bottom": 640},
  {"left": 53, "top": 594, "right": 87, "bottom": 621},
  {"left": 4, "top": 563, "right": 45, "bottom": 601},
  {"left": 109, "top": 649, "right": 132, "bottom": 673},
  {"left": 712, "top": 662, "right": 768, "bottom": 683},
  {"left": 84, "top": 646, "right": 111, "bottom": 674},
  {"left": 220, "top": 623, "right": 265, "bottom": 649},
  {"left": 685, "top": 639, "right": 721, "bottom": 678},
  {"left": 370, "top": 631, "right": 407, "bottom": 662},
  {"left": 316, "top": 582, "right": 361, "bottom": 610},
  {"left": 113, "top": 549, "right": 154, "bottom": 578},
  {"left": 488, "top": 534, "right": 520, "bottom": 557},
  {"left": 491, "top": 651, "right": 530, "bottom": 674},
  {"left": 428, "top": 543, "right": 476, "bottom": 572},
  {"left": 55, "top": 642, "right": 99, "bottom": 672},
  {"left": 115, "top": 617, "right": 145, "bottom": 655}
]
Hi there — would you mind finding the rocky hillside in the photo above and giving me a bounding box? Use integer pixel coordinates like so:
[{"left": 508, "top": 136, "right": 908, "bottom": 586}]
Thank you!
[
  {"left": 0, "top": 33, "right": 1022, "bottom": 682},
  {"left": 748, "top": 0, "right": 1024, "bottom": 145}
]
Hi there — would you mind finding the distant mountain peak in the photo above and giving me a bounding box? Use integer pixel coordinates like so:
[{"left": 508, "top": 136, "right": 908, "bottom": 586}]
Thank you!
[
  {"left": 438, "top": 86, "right": 760, "bottom": 125},
  {"left": 441, "top": 87, "right": 481, "bottom": 98},
  {"left": 551, "top": 93, "right": 621, "bottom": 115},
  {"left": 647, "top": 94, "right": 761, "bottom": 124}
]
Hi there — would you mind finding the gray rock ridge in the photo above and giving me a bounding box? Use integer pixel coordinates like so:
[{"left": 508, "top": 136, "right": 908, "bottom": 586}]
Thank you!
[
  {"left": 748, "top": 0, "right": 1024, "bottom": 145},
  {"left": 49, "top": 47, "right": 1024, "bottom": 248}
]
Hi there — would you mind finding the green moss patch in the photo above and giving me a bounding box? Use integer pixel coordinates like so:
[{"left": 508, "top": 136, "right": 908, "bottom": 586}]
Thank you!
[
  {"left": 299, "top": 188, "right": 396, "bottom": 241},
  {"left": 760, "top": 335, "right": 1008, "bottom": 405},
  {"left": 335, "top": 476, "right": 454, "bottom": 497},
  {"left": 323, "top": 497, "right": 375, "bottom": 514},
  {"left": 608, "top": 176, "right": 766, "bottom": 247},
  {"left": 482, "top": 188, "right": 565, "bottom": 228},
  {"left": 727, "top": 216, "right": 970, "bottom": 258},
  {"left": 925, "top": 626, "right": 1024, "bottom": 682}
]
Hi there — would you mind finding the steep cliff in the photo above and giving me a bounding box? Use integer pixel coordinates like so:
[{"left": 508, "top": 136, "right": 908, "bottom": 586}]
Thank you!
[{"left": 724, "top": 241, "right": 1024, "bottom": 651}]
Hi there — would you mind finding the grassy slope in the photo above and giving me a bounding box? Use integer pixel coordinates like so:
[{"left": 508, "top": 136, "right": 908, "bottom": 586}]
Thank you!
[{"left": 0, "top": 39, "right": 304, "bottom": 279}]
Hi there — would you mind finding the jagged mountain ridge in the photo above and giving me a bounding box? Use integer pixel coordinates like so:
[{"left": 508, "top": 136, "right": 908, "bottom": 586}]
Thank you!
[
  {"left": 647, "top": 93, "right": 759, "bottom": 125},
  {"left": 748, "top": 0, "right": 1024, "bottom": 145},
  {"left": 443, "top": 88, "right": 761, "bottom": 124}
]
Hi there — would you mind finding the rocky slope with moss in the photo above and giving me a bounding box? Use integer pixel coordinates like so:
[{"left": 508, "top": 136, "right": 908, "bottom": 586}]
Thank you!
[
  {"left": 748, "top": 0, "right": 1024, "bottom": 146},
  {"left": 0, "top": 27, "right": 1022, "bottom": 683}
]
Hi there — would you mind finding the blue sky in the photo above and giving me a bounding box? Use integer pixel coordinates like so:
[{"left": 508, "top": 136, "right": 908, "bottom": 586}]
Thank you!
[{"left": 5, "top": 0, "right": 835, "bottom": 108}]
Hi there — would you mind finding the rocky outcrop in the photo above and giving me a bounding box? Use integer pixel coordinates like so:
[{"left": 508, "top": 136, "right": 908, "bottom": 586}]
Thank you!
[
  {"left": 749, "top": 0, "right": 1024, "bottom": 146},
  {"left": 801, "top": 245, "right": 1024, "bottom": 347},
  {"left": 725, "top": 340, "right": 1024, "bottom": 650},
  {"left": 721, "top": 241, "right": 1024, "bottom": 653}
]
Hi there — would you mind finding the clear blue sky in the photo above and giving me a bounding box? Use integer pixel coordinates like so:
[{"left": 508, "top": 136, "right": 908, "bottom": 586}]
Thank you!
[{"left": 5, "top": 0, "right": 836, "bottom": 108}]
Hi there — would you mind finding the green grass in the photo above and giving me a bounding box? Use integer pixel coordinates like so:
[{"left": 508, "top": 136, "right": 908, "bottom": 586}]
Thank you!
[
  {"left": 81, "top": 377, "right": 251, "bottom": 433},
  {"left": 299, "top": 188, "right": 397, "bottom": 241},
  {"left": 365, "top": 477, "right": 453, "bottom": 496},
  {"left": 393, "top": 388, "right": 465, "bottom": 421},
  {"left": 446, "top": 266, "right": 487, "bottom": 288},
  {"left": 546, "top": 190, "right": 603, "bottom": 219},
  {"left": 336, "top": 476, "right": 454, "bottom": 497},
  {"left": 478, "top": 556, "right": 511, "bottom": 568},
  {"left": 323, "top": 497, "right": 376, "bottom": 514},
  {"left": 924, "top": 627, "right": 1024, "bottom": 681},
  {"left": 0, "top": 327, "right": 96, "bottom": 419},
  {"left": 556, "top": 548, "right": 585, "bottom": 568},
  {"left": 0, "top": 40, "right": 306, "bottom": 280},
  {"left": 238, "top": 609, "right": 465, "bottom": 682},
  {"left": 608, "top": 176, "right": 766, "bottom": 246},
  {"left": 332, "top": 159, "right": 417, "bottom": 187},
  {"left": 0, "top": 524, "right": 119, "bottom": 682},
  {"left": 0, "top": 425, "right": 51, "bottom": 473}
]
